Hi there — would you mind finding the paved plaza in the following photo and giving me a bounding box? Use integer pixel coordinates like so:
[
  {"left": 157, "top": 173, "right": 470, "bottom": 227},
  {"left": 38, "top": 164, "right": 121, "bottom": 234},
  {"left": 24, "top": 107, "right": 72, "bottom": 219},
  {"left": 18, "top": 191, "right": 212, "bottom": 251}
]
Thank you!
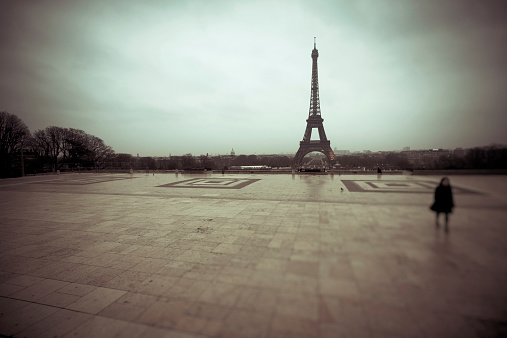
[{"left": 0, "top": 172, "right": 506, "bottom": 337}]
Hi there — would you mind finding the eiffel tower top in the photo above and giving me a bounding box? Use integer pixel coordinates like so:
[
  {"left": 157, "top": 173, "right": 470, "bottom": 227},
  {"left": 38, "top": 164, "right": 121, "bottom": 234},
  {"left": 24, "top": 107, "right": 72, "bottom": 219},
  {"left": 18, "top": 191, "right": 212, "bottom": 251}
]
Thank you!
[{"left": 309, "top": 37, "right": 321, "bottom": 118}]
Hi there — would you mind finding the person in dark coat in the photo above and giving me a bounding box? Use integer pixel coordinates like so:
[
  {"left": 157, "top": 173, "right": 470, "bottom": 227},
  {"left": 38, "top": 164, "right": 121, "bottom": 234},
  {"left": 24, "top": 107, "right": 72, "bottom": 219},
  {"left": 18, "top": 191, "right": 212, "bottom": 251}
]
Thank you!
[{"left": 430, "top": 177, "right": 454, "bottom": 233}]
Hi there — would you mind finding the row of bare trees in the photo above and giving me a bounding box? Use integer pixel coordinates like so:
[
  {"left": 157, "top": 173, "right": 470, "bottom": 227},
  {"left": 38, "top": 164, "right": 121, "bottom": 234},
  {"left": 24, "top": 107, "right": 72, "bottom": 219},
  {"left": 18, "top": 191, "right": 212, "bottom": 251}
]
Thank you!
[
  {"left": 31, "top": 126, "right": 113, "bottom": 172},
  {"left": 335, "top": 152, "right": 411, "bottom": 170},
  {"left": 433, "top": 145, "right": 507, "bottom": 170},
  {"left": 1, "top": 111, "right": 113, "bottom": 177}
]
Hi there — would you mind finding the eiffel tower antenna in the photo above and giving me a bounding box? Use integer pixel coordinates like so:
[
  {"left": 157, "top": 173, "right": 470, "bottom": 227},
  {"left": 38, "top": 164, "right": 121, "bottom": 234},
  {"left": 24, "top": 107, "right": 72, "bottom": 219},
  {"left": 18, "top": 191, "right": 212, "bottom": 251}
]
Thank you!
[
  {"left": 309, "top": 36, "right": 321, "bottom": 117},
  {"left": 293, "top": 39, "right": 336, "bottom": 169}
]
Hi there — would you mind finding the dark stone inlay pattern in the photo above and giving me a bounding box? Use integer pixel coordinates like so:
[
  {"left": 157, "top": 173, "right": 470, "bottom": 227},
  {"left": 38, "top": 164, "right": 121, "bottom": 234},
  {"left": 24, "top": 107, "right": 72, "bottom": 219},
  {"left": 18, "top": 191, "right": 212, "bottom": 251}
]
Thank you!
[
  {"left": 342, "top": 180, "right": 363, "bottom": 192},
  {"left": 341, "top": 180, "right": 480, "bottom": 194},
  {"left": 158, "top": 178, "right": 261, "bottom": 189},
  {"left": 365, "top": 182, "right": 378, "bottom": 188},
  {"left": 30, "top": 176, "right": 135, "bottom": 185}
]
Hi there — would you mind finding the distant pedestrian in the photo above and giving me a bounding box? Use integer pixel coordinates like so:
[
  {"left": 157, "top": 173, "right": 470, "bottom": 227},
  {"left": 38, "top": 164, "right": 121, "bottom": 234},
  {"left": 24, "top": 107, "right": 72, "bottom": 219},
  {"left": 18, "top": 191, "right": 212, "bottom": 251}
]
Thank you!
[
  {"left": 377, "top": 167, "right": 382, "bottom": 174},
  {"left": 430, "top": 177, "right": 454, "bottom": 233}
]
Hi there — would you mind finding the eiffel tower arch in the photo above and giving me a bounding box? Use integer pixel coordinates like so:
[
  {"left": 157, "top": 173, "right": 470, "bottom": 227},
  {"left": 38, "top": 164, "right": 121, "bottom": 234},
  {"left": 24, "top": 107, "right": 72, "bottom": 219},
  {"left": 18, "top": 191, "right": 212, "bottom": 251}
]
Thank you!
[{"left": 293, "top": 38, "right": 336, "bottom": 169}]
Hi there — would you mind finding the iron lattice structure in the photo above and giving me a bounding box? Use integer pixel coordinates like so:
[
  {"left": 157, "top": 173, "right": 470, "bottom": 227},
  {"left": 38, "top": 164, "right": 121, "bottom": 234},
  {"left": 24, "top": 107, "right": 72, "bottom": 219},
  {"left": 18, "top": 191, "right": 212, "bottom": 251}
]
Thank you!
[{"left": 293, "top": 39, "right": 336, "bottom": 168}]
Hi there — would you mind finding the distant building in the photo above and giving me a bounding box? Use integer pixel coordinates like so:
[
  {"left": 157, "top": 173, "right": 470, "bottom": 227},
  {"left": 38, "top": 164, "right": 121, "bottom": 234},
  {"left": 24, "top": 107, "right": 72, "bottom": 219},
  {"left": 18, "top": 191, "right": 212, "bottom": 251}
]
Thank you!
[
  {"left": 334, "top": 149, "right": 350, "bottom": 155},
  {"left": 404, "top": 148, "right": 453, "bottom": 168},
  {"left": 230, "top": 148, "right": 235, "bottom": 157},
  {"left": 402, "top": 146, "right": 410, "bottom": 152}
]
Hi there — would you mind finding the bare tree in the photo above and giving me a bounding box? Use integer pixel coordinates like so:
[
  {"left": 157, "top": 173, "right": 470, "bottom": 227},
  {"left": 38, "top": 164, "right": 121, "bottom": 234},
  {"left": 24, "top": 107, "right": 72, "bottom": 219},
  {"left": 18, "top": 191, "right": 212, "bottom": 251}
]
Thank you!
[
  {"left": 87, "top": 134, "right": 114, "bottom": 166},
  {"left": 0, "top": 111, "right": 30, "bottom": 177},
  {"left": 62, "top": 128, "right": 88, "bottom": 165},
  {"left": 62, "top": 129, "right": 114, "bottom": 168},
  {"left": 32, "top": 126, "right": 66, "bottom": 171},
  {"left": 32, "top": 126, "right": 115, "bottom": 171}
]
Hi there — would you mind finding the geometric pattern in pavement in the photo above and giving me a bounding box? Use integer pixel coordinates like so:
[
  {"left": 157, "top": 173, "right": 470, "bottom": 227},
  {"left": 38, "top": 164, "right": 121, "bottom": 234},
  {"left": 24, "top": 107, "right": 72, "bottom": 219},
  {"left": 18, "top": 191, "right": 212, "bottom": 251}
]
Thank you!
[
  {"left": 28, "top": 175, "right": 135, "bottom": 185},
  {"left": 157, "top": 177, "right": 260, "bottom": 189},
  {"left": 342, "top": 180, "right": 479, "bottom": 194}
]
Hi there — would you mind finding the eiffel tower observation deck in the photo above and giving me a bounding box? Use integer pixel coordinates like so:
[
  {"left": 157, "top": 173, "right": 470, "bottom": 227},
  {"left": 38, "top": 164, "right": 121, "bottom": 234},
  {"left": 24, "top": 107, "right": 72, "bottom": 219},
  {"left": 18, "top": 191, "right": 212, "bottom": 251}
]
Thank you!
[{"left": 293, "top": 38, "right": 336, "bottom": 169}]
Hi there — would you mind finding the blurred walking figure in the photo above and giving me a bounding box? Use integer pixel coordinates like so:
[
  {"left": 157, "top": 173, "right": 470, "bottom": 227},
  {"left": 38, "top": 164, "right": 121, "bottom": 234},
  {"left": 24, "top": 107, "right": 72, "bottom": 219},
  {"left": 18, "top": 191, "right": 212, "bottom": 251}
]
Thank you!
[{"left": 430, "top": 177, "right": 454, "bottom": 233}]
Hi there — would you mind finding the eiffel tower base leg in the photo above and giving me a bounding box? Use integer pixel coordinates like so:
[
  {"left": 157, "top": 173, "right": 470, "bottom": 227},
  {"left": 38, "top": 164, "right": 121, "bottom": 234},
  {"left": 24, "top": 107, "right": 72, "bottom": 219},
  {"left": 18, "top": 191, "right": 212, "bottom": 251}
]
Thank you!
[{"left": 293, "top": 143, "right": 336, "bottom": 169}]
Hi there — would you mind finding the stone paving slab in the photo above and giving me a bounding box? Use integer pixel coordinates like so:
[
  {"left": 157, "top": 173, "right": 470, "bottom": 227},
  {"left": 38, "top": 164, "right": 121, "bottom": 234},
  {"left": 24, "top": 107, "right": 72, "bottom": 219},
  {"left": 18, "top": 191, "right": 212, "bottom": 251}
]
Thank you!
[{"left": 0, "top": 173, "right": 506, "bottom": 337}]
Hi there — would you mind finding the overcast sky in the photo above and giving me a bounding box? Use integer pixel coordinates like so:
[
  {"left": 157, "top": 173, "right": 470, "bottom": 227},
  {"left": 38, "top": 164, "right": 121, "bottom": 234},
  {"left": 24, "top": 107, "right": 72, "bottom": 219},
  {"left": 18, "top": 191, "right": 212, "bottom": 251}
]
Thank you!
[{"left": 1, "top": 0, "right": 506, "bottom": 156}]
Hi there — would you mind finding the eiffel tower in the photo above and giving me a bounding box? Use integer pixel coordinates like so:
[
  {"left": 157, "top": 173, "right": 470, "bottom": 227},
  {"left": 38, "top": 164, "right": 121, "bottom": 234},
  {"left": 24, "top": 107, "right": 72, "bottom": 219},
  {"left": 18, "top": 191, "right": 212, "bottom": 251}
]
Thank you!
[{"left": 293, "top": 38, "right": 335, "bottom": 169}]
